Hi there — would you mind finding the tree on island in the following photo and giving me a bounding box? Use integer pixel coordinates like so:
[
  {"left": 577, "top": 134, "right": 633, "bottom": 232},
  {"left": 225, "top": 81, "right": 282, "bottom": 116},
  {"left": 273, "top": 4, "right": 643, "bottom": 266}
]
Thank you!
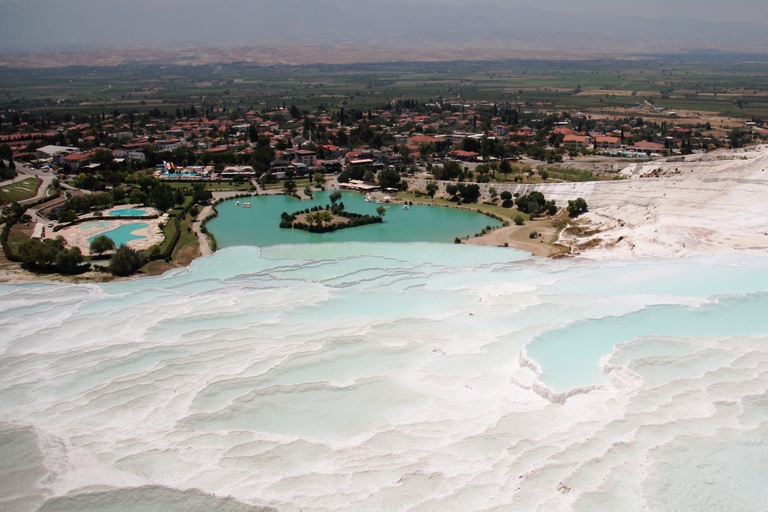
[
  {"left": 376, "top": 206, "right": 386, "bottom": 217},
  {"left": 89, "top": 235, "right": 116, "bottom": 256},
  {"left": 329, "top": 191, "right": 342, "bottom": 205}
]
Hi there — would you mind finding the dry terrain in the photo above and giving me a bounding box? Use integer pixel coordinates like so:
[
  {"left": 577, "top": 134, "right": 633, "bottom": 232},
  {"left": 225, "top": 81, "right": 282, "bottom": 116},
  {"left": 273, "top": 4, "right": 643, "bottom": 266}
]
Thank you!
[{"left": 0, "top": 44, "right": 639, "bottom": 68}]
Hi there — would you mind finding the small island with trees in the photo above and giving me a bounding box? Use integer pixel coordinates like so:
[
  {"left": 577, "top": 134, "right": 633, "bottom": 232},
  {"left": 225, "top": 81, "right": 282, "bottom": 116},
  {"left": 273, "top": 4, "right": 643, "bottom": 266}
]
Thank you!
[{"left": 279, "top": 191, "right": 385, "bottom": 233}]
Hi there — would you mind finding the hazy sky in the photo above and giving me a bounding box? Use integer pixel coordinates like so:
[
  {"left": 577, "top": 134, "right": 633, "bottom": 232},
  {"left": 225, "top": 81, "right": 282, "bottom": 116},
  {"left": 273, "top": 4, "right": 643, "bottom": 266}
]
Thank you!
[
  {"left": 2, "top": 0, "right": 767, "bottom": 54},
  {"left": 0, "top": 0, "right": 765, "bottom": 24},
  {"left": 382, "top": 0, "right": 768, "bottom": 24}
]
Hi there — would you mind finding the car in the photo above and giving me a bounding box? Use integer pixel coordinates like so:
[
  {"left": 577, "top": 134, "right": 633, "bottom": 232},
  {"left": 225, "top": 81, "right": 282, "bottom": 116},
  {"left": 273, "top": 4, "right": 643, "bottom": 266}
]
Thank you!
[{"left": 48, "top": 222, "right": 54, "bottom": 228}]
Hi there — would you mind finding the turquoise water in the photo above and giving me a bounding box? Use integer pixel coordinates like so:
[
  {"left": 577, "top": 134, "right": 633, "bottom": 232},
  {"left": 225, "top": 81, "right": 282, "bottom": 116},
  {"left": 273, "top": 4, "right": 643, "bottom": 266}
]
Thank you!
[
  {"left": 77, "top": 221, "right": 114, "bottom": 230},
  {"left": 3, "top": 245, "right": 768, "bottom": 511},
  {"left": 87, "top": 223, "right": 149, "bottom": 246},
  {"left": 109, "top": 209, "right": 147, "bottom": 216},
  {"left": 207, "top": 191, "right": 502, "bottom": 248}
]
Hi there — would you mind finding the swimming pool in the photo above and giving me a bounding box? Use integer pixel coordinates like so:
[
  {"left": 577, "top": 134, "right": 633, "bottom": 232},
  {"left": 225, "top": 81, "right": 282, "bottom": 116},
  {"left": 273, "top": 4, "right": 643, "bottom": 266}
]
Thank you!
[
  {"left": 87, "top": 223, "right": 149, "bottom": 246},
  {"left": 78, "top": 221, "right": 114, "bottom": 230},
  {"left": 109, "top": 208, "right": 148, "bottom": 216},
  {"left": 161, "top": 172, "right": 201, "bottom": 179}
]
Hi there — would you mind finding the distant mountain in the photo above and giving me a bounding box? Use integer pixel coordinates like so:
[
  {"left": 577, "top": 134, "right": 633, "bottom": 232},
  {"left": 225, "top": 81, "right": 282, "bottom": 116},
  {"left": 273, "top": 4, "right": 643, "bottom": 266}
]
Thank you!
[{"left": 2, "top": 0, "right": 768, "bottom": 55}]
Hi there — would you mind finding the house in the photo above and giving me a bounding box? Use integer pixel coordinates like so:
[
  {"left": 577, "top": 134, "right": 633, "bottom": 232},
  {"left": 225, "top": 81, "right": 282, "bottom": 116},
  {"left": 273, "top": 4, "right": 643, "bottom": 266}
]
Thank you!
[
  {"left": 293, "top": 149, "right": 317, "bottom": 167},
  {"left": 407, "top": 134, "right": 440, "bottom": 146},
  {"left": 127, "top": 150, "right": 146, "bottom": 162},
  {"left": 259, "top": 121, "right": 279, "bottom": 133},
  {"left": 630, "top": 141, "right": 665, "bottom": 154},
  {"left": 62, "top": 152, "right": 90, "bottom": 169},
  {"left": 36, "top": 145, "right": 80, "bottom": 161},
  {"left": 563, "top": 134, "right": 593, "bottom": 148},
  {"left": 157, "top": 138, "right": 182, "bottom": 151},
  {"left": 321, "top": 159, "right": 343, "bottom": 173},
  {"left": 270, "top": 159, "right": 292, "bottom": 175},
  {"left": 595, "top": 136, "right": 622, "bottom": 149},
  {"left": 447, "top": 149, "right": 480, "bottom": 162},
  {"left": 221, "top": 166, "right": 256, "bottom": 179}
]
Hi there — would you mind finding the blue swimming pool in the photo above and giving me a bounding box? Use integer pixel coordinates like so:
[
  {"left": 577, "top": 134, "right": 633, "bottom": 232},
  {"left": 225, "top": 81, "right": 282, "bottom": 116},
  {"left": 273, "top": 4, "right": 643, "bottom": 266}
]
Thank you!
[
  {"left": 87, "top": 223, "right": 149, "bottom": 246},
  {"left": 109, "top": 209, "right": 148, "bottom": 217}
]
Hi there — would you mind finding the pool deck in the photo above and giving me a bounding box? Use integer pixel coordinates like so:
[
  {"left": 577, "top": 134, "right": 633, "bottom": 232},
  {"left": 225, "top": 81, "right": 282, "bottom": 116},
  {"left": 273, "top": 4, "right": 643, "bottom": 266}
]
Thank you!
[{"left": 38, "top": 205, "right": 167, "bottom": 255}]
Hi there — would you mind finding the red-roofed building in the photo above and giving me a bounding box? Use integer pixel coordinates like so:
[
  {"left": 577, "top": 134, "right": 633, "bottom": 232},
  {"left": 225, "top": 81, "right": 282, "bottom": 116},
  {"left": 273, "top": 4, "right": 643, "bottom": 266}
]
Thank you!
[
  {"left": 595, "top": 136, "right": 621, "bottom": 149},
  {"left": 407, "top": 134, "right": 440, "bottom": 146},
  {"left": 447, "top": 149, "right": 480, "bottom": 162},
  {"left": 62, "top": 152, "right": 90, "bottom": 169},
  {"left": 630, "top": 141, "right": 665, "bottom": 153},
  {"left": 563, "top": 134, "right": 593, "bottom": 148}
]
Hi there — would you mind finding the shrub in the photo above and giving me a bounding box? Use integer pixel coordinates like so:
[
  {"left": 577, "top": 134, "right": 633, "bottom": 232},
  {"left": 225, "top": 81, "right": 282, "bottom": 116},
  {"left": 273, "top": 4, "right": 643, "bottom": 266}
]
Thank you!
[
  {"left": 567, "top": 197, "right": 589, "bottom": 217},
  {"left": 89, "top": 234, "right": 115, "bottom": 256},
  {"left": 109, "top": 245, "right": 147, "bottom": 277},
  {"left": 514, "top": 215, "right": 525, "bottom": 226}
]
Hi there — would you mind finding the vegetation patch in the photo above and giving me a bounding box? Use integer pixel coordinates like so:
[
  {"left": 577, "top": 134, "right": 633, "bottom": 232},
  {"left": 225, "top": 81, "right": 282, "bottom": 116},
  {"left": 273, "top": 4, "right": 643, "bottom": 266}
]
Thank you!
[
  {"left": 0, "top": 178, "right": 41, "bottom": 204},
  {"left": 279, "top": 203, "right": 383, "bottom": 233}
]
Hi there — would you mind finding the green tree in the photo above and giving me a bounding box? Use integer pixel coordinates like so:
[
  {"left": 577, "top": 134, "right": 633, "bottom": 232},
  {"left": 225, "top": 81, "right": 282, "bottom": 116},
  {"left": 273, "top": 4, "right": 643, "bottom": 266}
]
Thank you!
[
  {"left": 363, "top": 170, "right": 376, "bottom": 183},
  {"left": 567, "top": 197, "right": 588, "bottom": 217},
  {"left": 192, "top": 183, "right": 212, "bottom": 203},
  {"left": 55, "top": 247, "right": 85, "bottom": 275},
  {"left": 442, "top": 160, "right": 462, "bottom": 181},
  {"left": 318, "top": 210, "right": 333, "bottom": 226},
  {"left": 376, "top": 205, "right": 386, "bottom": 217},
  {"left": 426, "top": 181, "right": 438, "bottom": 197},
  {"left": 377, "top": 168, "right": 401, "bottom": 189},
  {"left": 130, "top": 189, "right": 148, "bottom": 205},
  {"left": 313, "top": 172, "right": 326, "bottom": 188},
  {"left": 111, "top": 187, "right": 126, "bottom": 203},
  {"left": 59, "top": 210, "right": 77, "bottom": 223},
  {"left": 149, "top": 183, "right": 175, "bottom": 211},
  {"left": 18, "top": 238, "right": 57, "bottom": 269},
  {"left": 1, "top": 201, "right": 25, "bottom": 222},
  {"left": 109, "top": 245, "right": 146, "bottom": 277},
  {"left": 329, "top": 191, "right": 342, "bottom": 205},
  {"left": 499, "top": 160, "right": 512, "bottom": 181},
  {"left": 89, "top": 234, "right": 116, "bottom": 256},
  {"left": 91, "top": 149, "right": 114, "bottom": 165}
]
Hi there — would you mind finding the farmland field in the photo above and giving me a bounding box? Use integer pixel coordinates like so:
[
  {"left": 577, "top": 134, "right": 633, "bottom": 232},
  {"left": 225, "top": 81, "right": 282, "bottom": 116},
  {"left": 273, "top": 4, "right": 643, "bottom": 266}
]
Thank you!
[{"left": 2, "top": 56, "right": 768, "bottom": 120}]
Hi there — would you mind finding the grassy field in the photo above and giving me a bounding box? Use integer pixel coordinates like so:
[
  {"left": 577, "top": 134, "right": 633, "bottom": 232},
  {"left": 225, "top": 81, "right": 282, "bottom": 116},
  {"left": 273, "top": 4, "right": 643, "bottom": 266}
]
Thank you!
[
  {"left": 3, "top": 57, "right": 768, "bottom": 120},
  {"left": 164, "top": 181, "right": 256, "bottom": 192},
  {"left": 0, "top": 178, "right": 42, "bottom": 204},
  {"left": 399, "top": 192, "right": 527, "bottom": 223}
]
